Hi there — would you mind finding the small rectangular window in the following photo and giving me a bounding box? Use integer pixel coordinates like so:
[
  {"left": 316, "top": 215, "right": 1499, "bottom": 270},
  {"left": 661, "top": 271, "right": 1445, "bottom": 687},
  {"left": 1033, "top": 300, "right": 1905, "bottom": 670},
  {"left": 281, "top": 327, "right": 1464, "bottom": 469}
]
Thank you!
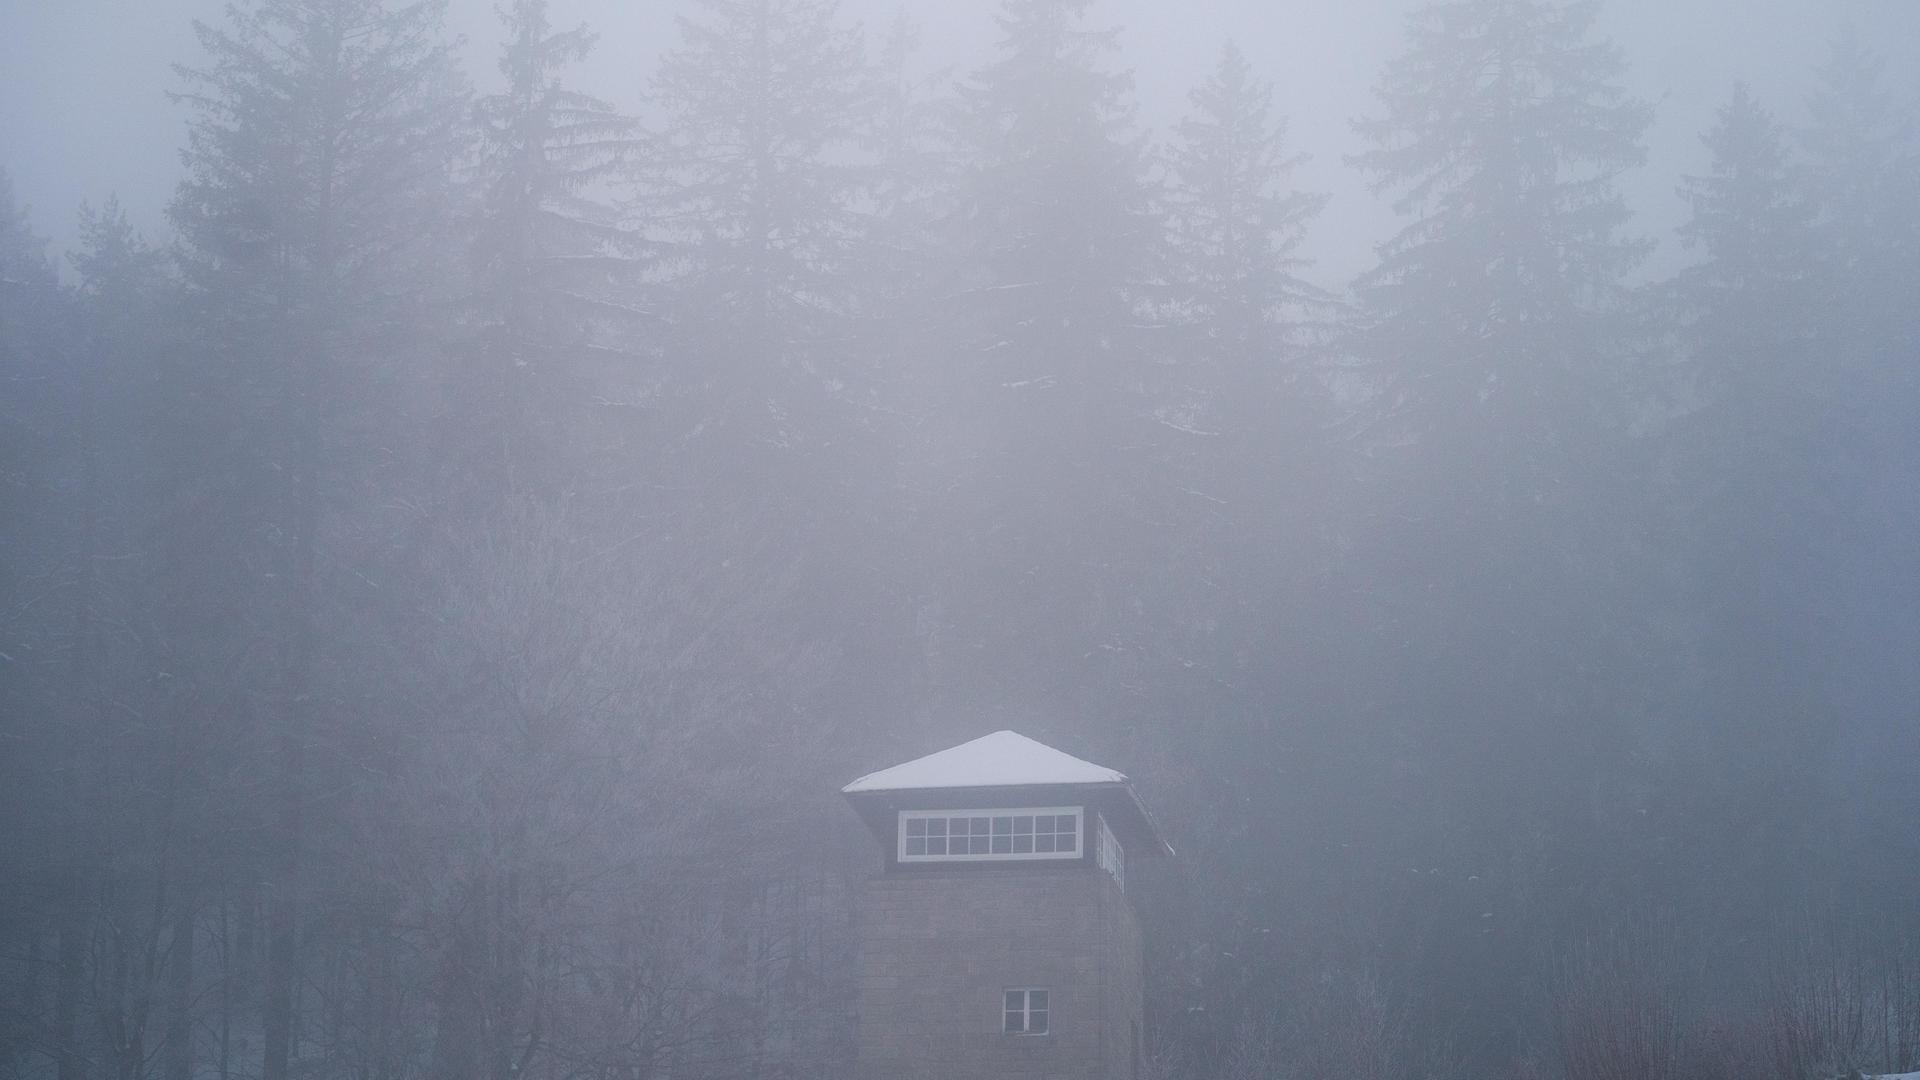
[{"left": 1004, "top": 988, "right": 1049, "bottom": 1035}]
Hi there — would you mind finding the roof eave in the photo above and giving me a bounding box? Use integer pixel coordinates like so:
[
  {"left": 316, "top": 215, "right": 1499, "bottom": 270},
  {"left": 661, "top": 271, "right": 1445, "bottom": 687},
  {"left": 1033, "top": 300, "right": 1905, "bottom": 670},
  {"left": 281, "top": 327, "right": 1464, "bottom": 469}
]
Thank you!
[{"left": 841, "top": 779, "right": 1173, "bottom": 858}]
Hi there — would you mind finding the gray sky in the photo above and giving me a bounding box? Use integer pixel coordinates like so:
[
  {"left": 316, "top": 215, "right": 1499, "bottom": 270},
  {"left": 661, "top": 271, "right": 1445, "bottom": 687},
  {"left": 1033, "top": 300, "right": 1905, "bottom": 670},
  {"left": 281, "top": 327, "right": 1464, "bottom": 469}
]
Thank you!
[{"left": 4, "top": 0, "right": 1916, "bottom": 283}]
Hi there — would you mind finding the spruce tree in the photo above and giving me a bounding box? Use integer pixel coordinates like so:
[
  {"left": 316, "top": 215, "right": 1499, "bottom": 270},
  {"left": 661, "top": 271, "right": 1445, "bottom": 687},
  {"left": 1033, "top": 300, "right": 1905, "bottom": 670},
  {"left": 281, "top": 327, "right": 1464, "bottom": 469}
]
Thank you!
[
  {"left": 1166, "top": 42, "right": 1326, "bottom": 376},
  {"left": 1798, "top": 31, "right": 1920, "bottom": 461},
  {"left": 1345, "top": 0, "right": 1655, "bottom": 1055},
  {"left": 1351, "top": 0, "right": 1650, "bottom": 492},
  {"left": 468, "top": 0, "right": 645, "bottom": 497},
  {"left": 0, "top": 167, "right": 84, "bottom": 1080},
  {"left": 632, "top": 10, "right": 902, "bottom": 1071},
  {"left": 0, "top": 168, "right": 59, "bottom": 536},
  {"left": 1794, "top": 32, "right": 1920, "bottom": 840},
  {"left": 1676, "top": 83, "right": 1817, "bottom": 415},
  {"left": 950, "top": 0, "right": 1153, "bottom": 360},
  {"left": 168, "top": 3, "right": 467, "bottom": 1077},
  {"left": 644, "top": 0, "right": 869, "bottom": 458},
  {"left": 857, "top": 13, "right": 949, "bottom": 322},
  {"left": 1801, "top": 30, "right": 1919, "bottom": 328},
  {"left": 925, "top": 0, "right": 1161, "bottom": 707},
  {"left": 1162, "top": 40, "right": 1328, "bottom": 539},
  {"left": 1665, "top": 83, "right": 1830, "bottom": 923}
]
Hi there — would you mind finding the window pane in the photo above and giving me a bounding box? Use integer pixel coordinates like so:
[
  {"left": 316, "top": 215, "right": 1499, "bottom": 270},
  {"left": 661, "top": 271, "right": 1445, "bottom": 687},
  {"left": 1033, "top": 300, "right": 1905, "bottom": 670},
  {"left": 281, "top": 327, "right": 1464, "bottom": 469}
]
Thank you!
[
  {"left": 1059, "top": 813, "right": 1078, "bottom": 834},
  {"left": 927, "top": 837, "right": 946, "bottom": 855},
  {"left": 1013, "top": 836, "right": 1033, "bottom": 854},
  {"left": 906, "top": 838, "right": 926, "bottom": 856},
  {"left": 1013, "top": 816, "right": 1033, "bottom": 833},
  {"left": 907, "top": 818, "right": 926, "bottom": 837},
  {"left": 1030, "top": 1009, "right": 1048, "bottom": 1034},
  {"left": 1036, "top": 835, "right": 1056, "bottom": 853},
  {"left": 1005, "top": 1011, "right": 1024, "bottom": 1034},
  {"left": 1059, "top": 832, "right": 1076, "bottom": 852},
  {"left": 1035, "top": 815, "right": 1054, "bottom": 831},
  {"left": 992, "top": 836, "right": 1012, "bottom": 854},
  {"left": 1028, "top": 991, "right": 1047, "bottom": 1009},
  {"left": 971, "top": 817, "right": 990, "bottom": 834},
  {"left": 1005, "top": 990, "right": 1024, "bottom": 1011},
  {"left": 927, "top": 819, "right": 945, "bottom": 836},
  {"left": 993, "top": 816, "right": 1012, "bottom": 834}
]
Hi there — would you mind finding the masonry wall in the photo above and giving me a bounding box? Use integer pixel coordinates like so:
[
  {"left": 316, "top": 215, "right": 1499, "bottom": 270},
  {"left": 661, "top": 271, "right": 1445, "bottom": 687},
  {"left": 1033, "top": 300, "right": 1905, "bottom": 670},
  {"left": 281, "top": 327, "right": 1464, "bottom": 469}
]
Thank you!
[{"left": 853, "top": 863, "right": 1142, "bottom": 1080}]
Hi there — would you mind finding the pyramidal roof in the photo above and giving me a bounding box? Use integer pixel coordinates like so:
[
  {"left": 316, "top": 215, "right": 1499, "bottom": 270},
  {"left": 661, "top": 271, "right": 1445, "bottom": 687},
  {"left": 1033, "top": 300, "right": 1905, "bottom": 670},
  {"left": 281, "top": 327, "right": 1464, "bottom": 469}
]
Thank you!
[{"left": 842, "top": 730, "right": 1127, "bottom": 793}]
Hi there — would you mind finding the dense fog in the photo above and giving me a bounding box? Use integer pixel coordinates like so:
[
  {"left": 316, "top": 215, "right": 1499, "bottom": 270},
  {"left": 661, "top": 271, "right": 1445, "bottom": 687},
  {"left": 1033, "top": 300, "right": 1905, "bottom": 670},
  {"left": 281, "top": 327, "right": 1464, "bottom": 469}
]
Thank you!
[{"left": 2, "top": 0, "right": 1917, "bottom": 1078}]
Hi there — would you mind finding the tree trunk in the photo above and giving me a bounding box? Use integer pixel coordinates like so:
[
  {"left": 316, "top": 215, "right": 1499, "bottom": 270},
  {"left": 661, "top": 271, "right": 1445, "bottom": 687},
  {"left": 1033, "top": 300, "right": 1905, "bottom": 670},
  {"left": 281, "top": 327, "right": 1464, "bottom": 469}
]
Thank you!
[
  {"left": 58, "top": 315, "right": 104, "bottom": 1080},
  {"left": 165, "top": 887, "right": 196, "bottom": 1080},
  {"left": 260, "top": 700, "right": 307, "bottom": 1080},
  {"left": 55, "top": 876, "right": 85, "bottom": 1080},
  {"left": 263, "top": 325, "right": 321, "bottom": 1080}
]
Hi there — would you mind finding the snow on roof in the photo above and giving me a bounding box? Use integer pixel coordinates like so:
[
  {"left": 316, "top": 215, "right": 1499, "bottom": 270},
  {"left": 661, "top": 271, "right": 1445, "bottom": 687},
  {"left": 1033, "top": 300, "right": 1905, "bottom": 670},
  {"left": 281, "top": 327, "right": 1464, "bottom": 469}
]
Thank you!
[{"left": 842, "top": 730, "right": 1127, "bottom": 793}]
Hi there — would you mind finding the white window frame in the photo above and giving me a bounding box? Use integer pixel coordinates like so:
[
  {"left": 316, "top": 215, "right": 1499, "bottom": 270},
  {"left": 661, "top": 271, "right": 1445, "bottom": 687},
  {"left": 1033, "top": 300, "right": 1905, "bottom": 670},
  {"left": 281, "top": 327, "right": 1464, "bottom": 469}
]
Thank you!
[
  {"left": 1097, "top": 814, "right": 1125, "bottom": 891},
  {"left": 1003, "top": 987, "right": 1051, "bottom": 1036},
  {"left": 896, "top": 807, "right": 1084, "bottom": 863}
]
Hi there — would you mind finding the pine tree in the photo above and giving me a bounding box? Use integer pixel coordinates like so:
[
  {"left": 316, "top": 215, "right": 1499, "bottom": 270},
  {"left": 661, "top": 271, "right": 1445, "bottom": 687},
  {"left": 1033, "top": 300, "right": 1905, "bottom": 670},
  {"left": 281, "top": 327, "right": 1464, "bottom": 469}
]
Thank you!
[
  {"left": 0, "top": 167, "right": 86, "bottom": 1080},
  {"left": 630, "top": 11, "right": 902, "bottom": 1073},
  {"left": 1161, "top": 40, "right": 1329, "bottom": 535},
  {"left": 1798, "top": 31, "right": 1920, "bottom": 454},
  {"left": 0, "top": 167, "right": 54, "bottom": 292},
  {"left": 1166, "top": 42, "right": 1327, "bottom": 375},
  {"left": 0, "top": 177, "right": 61, "bottom": 668},
  {"left": 951, "top": 0, "right": 1153, "bottom": 358},
  {"left": 644, "top": 0, "right": 869, "bottom": 458},
  {"left": 1801, "top": 30, "right": 1919, "bottom": 323},
  {"left": 1792, "top": 32, "right": 1920, "bottom": 839},
  {"left": 856, "top": 12, "right": 949, "bottom": 319},
  {"left": 0, "top": 168, "right": 59, "bottom": 531},
  {"left": 467, "top": 0, "right": 646, "bottom": 497},
  {"left": 1663, "top": 84, "right": 1831, "bottom": 924},
  {"left": 920, "top": 0, "right": 1162, "bottom": 707},
  {"left": 168, "top": 3, "right": 467, "bottom": 1077},
  {"left": 1150, "top": 37, "right": 1333, "bottom": 695},
  {"left": 1676, "top": 83, "right": 1816, "bottom": 412},
  {"left": 1351, "top": 0, "right": 1651, "bottom": 491},
  {"left": 1344, "top": 1, "right": 1656, "bottom": 1054}
]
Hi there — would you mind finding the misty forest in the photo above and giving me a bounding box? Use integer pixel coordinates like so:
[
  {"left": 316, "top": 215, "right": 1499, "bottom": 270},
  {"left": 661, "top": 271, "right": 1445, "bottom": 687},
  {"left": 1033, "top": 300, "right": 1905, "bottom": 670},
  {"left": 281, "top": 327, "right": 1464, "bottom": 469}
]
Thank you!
[{"left": 2, "top": 0, "right": 1918, "bottom": 1077}]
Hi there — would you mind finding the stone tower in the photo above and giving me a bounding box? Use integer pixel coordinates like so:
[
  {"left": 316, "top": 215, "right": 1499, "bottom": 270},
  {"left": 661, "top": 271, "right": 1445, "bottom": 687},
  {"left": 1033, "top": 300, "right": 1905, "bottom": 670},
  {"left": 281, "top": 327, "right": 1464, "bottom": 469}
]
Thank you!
[{"left": 842, "top": 731, "right": 1171, "bottom": 1080}]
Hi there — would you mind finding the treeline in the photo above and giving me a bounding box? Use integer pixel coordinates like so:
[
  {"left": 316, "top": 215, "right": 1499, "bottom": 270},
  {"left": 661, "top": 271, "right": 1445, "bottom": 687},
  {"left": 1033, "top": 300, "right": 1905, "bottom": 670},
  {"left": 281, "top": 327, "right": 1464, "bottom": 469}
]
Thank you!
[{"left": 1, "top": 0, "right": 1917, "bottom": 1078}]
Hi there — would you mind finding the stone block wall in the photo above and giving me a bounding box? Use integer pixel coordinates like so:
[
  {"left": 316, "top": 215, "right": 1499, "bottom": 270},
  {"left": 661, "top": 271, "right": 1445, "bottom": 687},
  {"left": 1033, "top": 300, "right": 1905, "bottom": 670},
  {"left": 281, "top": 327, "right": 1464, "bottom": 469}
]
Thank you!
[{"left": 853, "top": 864, "right": 1142, "bottom": 1080}]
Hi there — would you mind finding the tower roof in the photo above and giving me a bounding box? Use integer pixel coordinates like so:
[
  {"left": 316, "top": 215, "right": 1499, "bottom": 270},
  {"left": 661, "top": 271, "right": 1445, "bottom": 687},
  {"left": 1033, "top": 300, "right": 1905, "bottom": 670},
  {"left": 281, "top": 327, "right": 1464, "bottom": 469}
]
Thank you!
[
  {"left": 842, "top": 730, "right": 1126, "bottom": 793},
  {"left": 842, "top": 730, "right": 1172, "bottom": 856}
]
